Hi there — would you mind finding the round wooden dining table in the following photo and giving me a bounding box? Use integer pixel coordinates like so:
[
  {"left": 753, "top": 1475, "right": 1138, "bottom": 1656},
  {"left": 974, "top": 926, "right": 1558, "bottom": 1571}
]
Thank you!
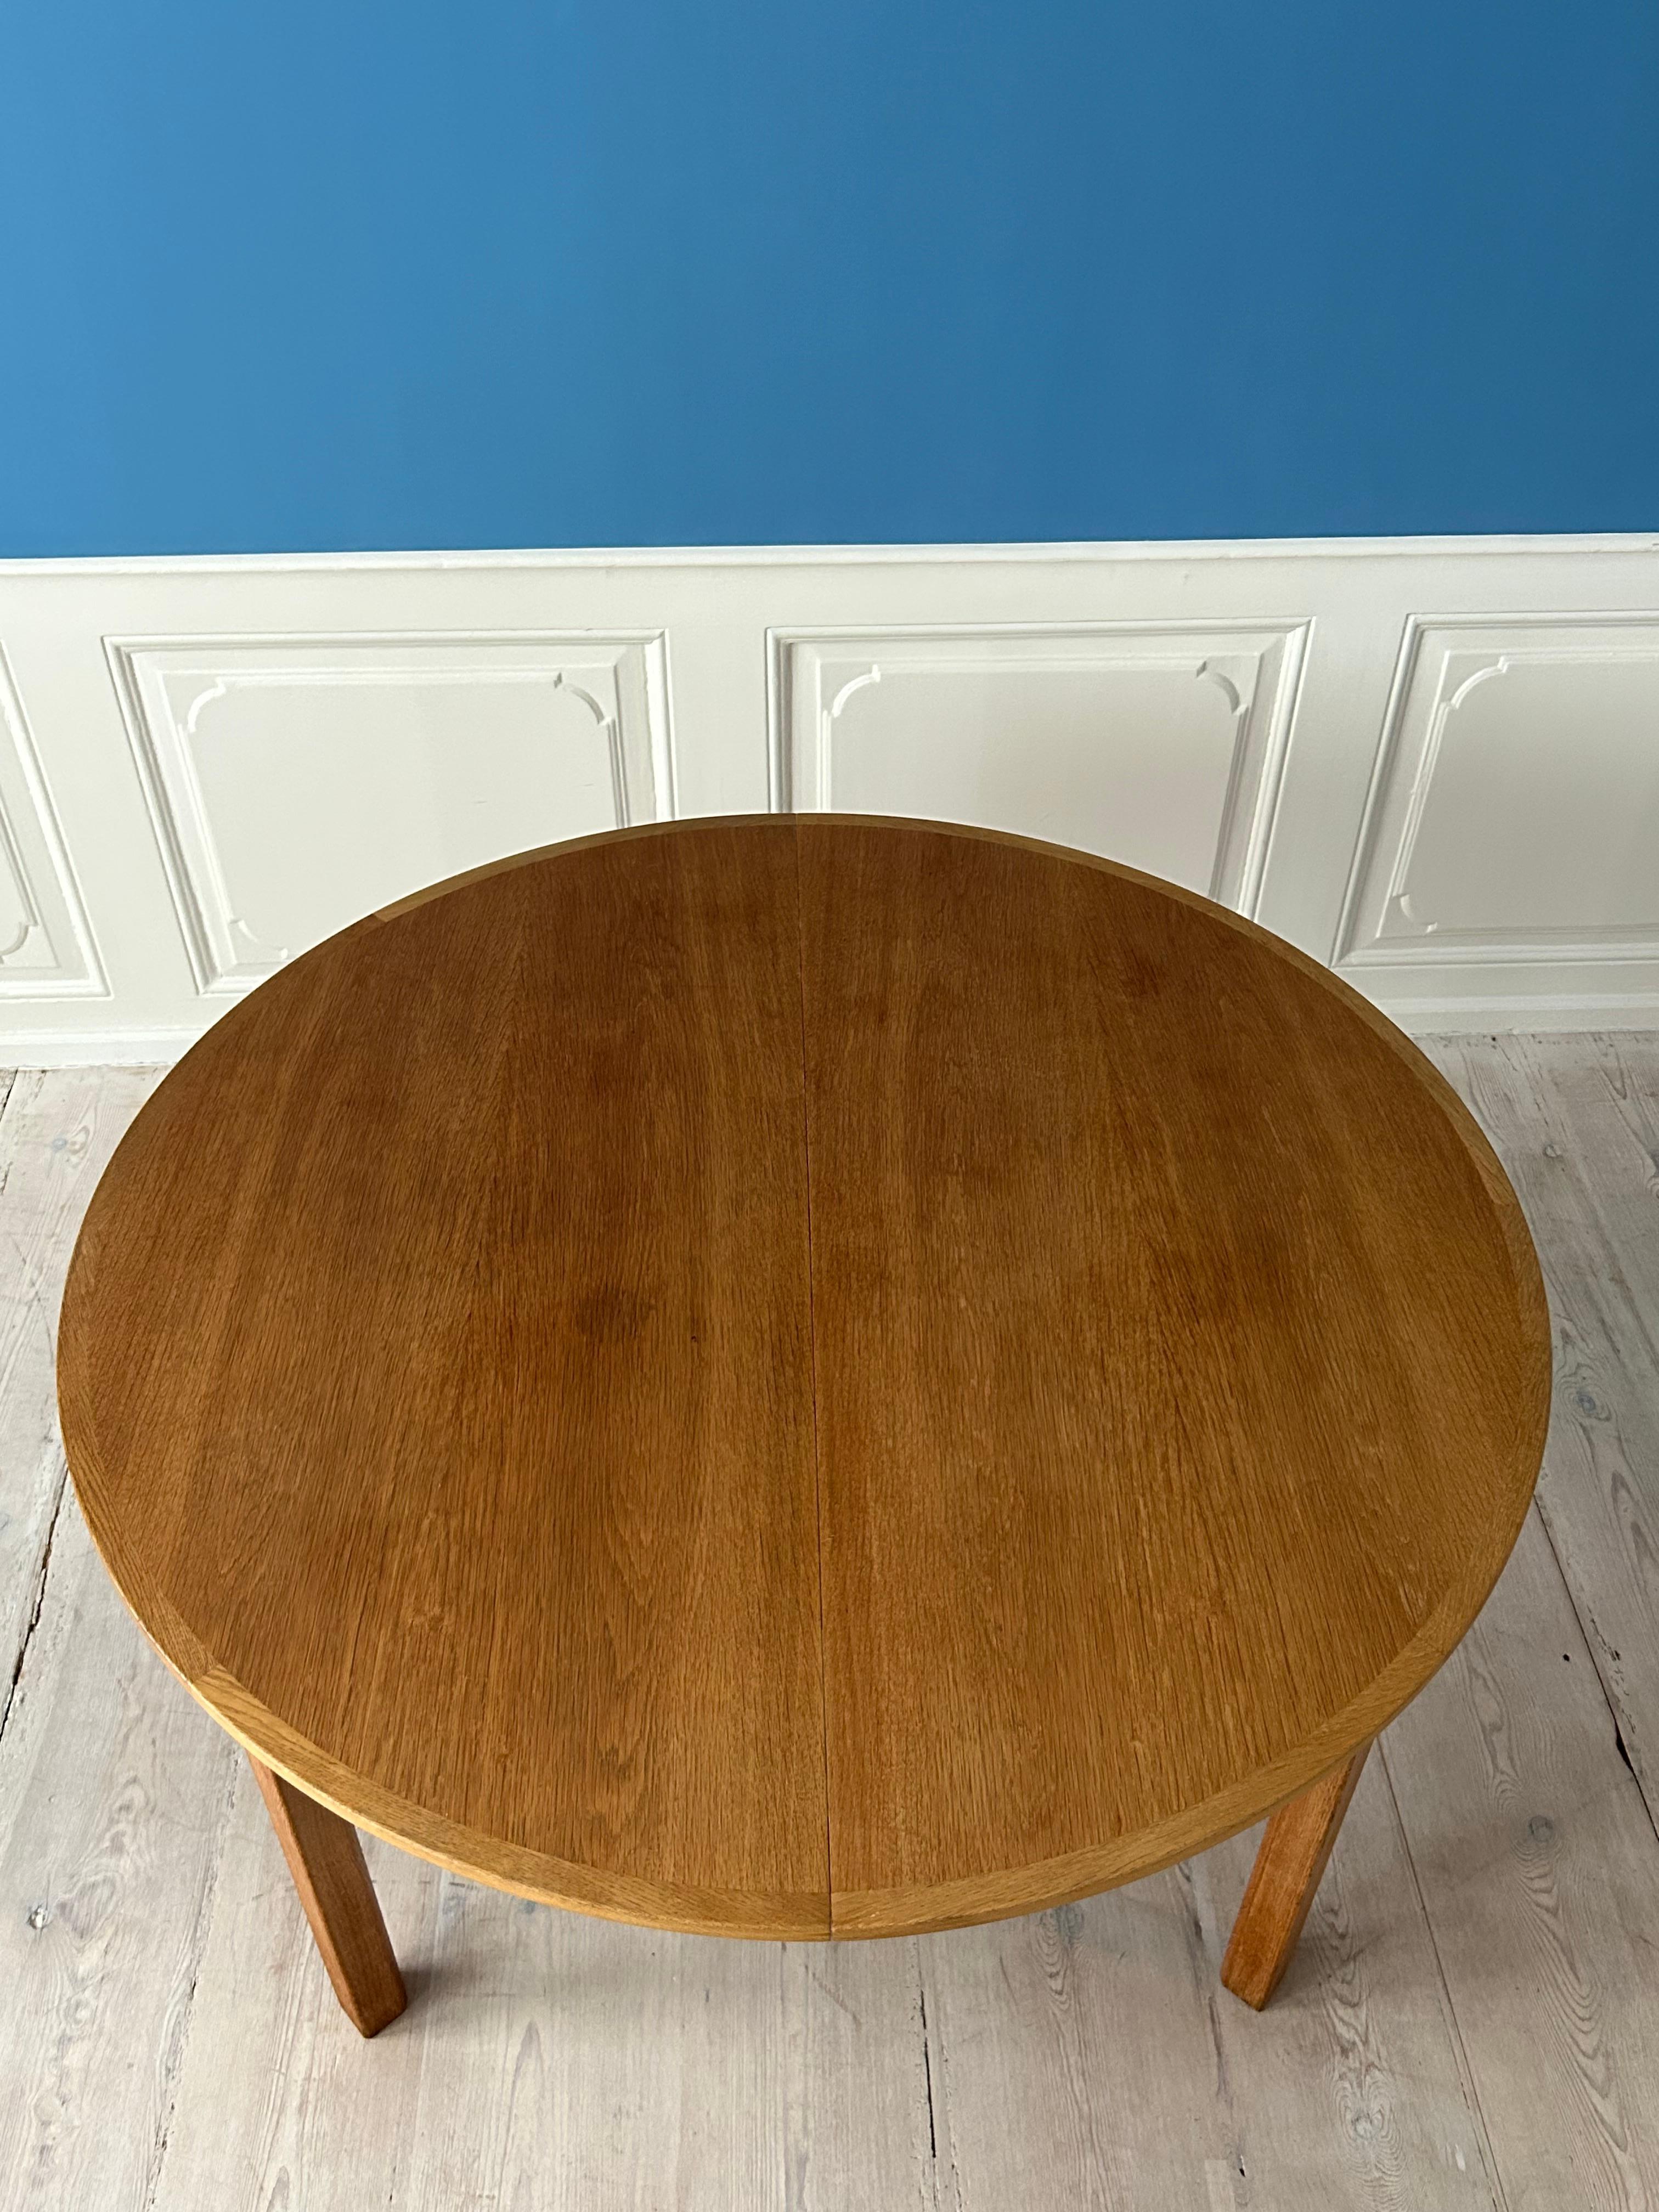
[{"left": 58, "top": 816, "right": 1550, "bottom": 2035}]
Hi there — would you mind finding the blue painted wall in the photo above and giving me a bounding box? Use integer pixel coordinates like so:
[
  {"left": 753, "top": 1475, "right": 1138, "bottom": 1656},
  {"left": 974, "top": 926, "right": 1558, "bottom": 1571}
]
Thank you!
[{"left": 2, "top": 0, "right": 1655, "bottom": 555}]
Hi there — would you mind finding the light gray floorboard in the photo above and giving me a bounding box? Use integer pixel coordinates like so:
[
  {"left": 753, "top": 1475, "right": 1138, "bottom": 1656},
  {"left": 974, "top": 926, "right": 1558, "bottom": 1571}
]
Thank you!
[
  {"left": 922, "top": 1751, "right": 1502, "bottom": 2212},
  {"left": 135, "top": 1768, "right": 440, "bottom": 2211},
  {"left": 394, "top": 1889, "right": 932, "bottom": 2212},
  {"left": 0, "top": 1069, "right": 161, "bottom": 1714},
  {"left": 1425, "top": 1035, "right": 1659, "bottom": 1836},
  {"left": 1, "top": 1043, "right": 1657, "bottom": 2210},
  {"left": 1380, "top": 1510, "right": 1659, "bottom": 2211},
  {"left": 154, "top": 1799, "right": 935, "bottom": 2211},
  {"left": 0, "top": 1499, "right": 241, "bottom": 2212}
]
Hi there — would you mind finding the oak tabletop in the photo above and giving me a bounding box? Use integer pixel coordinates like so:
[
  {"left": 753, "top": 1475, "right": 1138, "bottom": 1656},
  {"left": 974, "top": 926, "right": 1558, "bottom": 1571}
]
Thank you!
[{"left": 58, "top": 817, "right": 1550, "bottom": 1942}]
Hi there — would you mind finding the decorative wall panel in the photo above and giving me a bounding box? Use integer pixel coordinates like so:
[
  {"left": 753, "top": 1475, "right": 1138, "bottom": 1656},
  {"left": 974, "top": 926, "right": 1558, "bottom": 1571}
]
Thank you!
[
  {"left": 0, "top": 543, "right": 1655, "bottom": 1060},
  {"left": 771, "top": 623, "right": 1310, "bottom": 912},
  {"left": 108, "top": 633, "right": 673, "bottom": 992},
  {"left": 0, "top": 647, "right": 105, "bottom": 997},
  {"left": 1339, "top": 616, "right": 1659, "bottom": 969}
]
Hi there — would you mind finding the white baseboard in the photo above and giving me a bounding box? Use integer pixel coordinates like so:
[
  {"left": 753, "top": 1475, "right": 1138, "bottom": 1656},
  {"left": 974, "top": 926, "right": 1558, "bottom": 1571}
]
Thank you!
[
  {"left": 0, "top": 1026, "right": 207, "bottom": 1068},
  {"left": 8, "top": 1000, "right": 1652, "bottom": 1074},
  {"left": 9, "top": 1012, "right": 1653, "bottom": 1075},
  {"left": 1376, "top": 995, "right": 1659, "bottom": 1036},
  {"left": 2, "top": 534, "right": 1656, "bottom": 1058}
]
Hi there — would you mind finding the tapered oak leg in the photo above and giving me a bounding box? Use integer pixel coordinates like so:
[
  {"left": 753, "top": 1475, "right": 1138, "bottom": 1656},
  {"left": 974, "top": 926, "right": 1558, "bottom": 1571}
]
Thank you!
[
  {"left": 1221, "top": 1741, "right": 1372, "bottom": 2010},
  {"left": 250, "top": 1757, "right": 407, "bottom": 2036}
]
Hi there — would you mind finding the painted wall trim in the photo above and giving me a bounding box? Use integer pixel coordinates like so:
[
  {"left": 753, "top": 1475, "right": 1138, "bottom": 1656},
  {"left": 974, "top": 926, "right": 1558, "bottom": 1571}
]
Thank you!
[
  {"left": 2, "top": 533, "right": 1657, "bottom": 580},
  {"left": 2, "top": 533, "right": 1657, "bottom": 1063}
]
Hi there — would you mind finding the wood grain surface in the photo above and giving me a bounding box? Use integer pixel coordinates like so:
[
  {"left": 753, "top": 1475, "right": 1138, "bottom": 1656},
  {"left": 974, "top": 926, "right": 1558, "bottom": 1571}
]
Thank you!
[
  {"left": 1220, "top": 1742, "right": 1372, "bottom": 2008},
  {"left": 57, "top": 817, "right": 1550, "bottom": 1943},
  {"left": 60, "top": 821, "right": 828, "bottom": 1938},
  {"left": 249, "top": 1758, "right": 407, "bottom": 2035},
  {"left": 795, "top": 820, "right": 1548, "bottom": 1934}
]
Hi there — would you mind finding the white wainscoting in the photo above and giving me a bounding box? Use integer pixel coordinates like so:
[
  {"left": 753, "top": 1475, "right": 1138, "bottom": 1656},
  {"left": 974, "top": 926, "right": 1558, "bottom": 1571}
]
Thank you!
[
  {"left": 770, "top": 622, "right": 1308, "bottom": 910},
  {"left": 0, "top": 537, "right": 1655, "bottom": 1060},
  {"left": 108, "top": 632, "right": 673, "bottom": 994},
  {"left": 1338, "top": 615, "right": 1659, "bottom": 991},
  {"left": 0, "top": 647, "right": 106, "bottom": 1002}
]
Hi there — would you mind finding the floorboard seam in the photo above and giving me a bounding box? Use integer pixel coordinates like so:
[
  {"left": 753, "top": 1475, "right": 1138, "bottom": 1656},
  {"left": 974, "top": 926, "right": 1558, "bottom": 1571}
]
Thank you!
[
  {"left": 914, "top": 1946, "right": 954, "bottom": 2212},
  {"left": 1460, "top": 1034, "right": 1659, "bottom": 1848},
  {"left": 139, "top": 1743, "right": 245, "bottom": 2212},
  {"left": 1376, "top": 1736, "right": 1513, "bottom": 2212},
  {"left": 0, "top": 1458, "right": 67, "bottom": 1751},
  {"left": 1532, "top": 1491, "right": 1659, "bottom": 1854},
  {"left": 919, "top": 1984, "right": 938, "bottom": 2162},
  {"left": 1515, "top": 1033, "right": 1659, "bottom": 1378},
  {"left": 0, "top": 1067, "right": 25, "bottom": 1206}
]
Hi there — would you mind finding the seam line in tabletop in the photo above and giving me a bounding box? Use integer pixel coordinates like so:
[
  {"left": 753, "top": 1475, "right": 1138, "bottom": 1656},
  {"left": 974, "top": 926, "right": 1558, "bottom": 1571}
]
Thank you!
[{"left": 792, "top": 819, "right": 834, "bottom": 1938}]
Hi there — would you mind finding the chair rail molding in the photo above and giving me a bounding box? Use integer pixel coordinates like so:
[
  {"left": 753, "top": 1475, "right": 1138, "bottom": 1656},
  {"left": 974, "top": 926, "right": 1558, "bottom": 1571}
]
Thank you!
[{"left": 1, "top": 535, "right": 1656, "bottom": 1061}]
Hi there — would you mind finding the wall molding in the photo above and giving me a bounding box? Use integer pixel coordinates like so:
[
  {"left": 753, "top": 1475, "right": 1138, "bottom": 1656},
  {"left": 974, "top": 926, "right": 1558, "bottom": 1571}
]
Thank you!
[
  {"left": 106, "top": 629, "right": 674, "bottom": 994},
  {"left": 0, "top": 646, "right": 107, "bottom": 998},
  {"left": 0, "top": 1025, "right": 206, "bottom": 1067},
  {"left": 1336, "top": 611, "right": 1659, "bottom": 975},
  {"left": 768, "top": 620, "right": 1309, "bottom": 916},
  {"left": 0, "top": 535, "right": 1656, "bottom": 1060},
  {"left": 3, "top": 532, "right": 1657, "bottom": 577}
]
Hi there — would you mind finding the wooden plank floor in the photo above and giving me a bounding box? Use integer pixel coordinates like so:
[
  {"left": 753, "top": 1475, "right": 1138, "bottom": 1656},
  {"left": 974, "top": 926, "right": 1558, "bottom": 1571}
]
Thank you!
[{"left": 1, "top": 1039, "right": 1656, "bottom": 2210}]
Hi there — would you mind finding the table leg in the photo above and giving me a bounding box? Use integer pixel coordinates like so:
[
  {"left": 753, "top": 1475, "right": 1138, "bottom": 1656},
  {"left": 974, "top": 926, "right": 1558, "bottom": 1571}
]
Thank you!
[
  {"left": 1220, "top": 1741, "right": 1372, "bottom": 2010},
  {"left": 250, "top": 1757, "right": 408, "bottom": 2036}
]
